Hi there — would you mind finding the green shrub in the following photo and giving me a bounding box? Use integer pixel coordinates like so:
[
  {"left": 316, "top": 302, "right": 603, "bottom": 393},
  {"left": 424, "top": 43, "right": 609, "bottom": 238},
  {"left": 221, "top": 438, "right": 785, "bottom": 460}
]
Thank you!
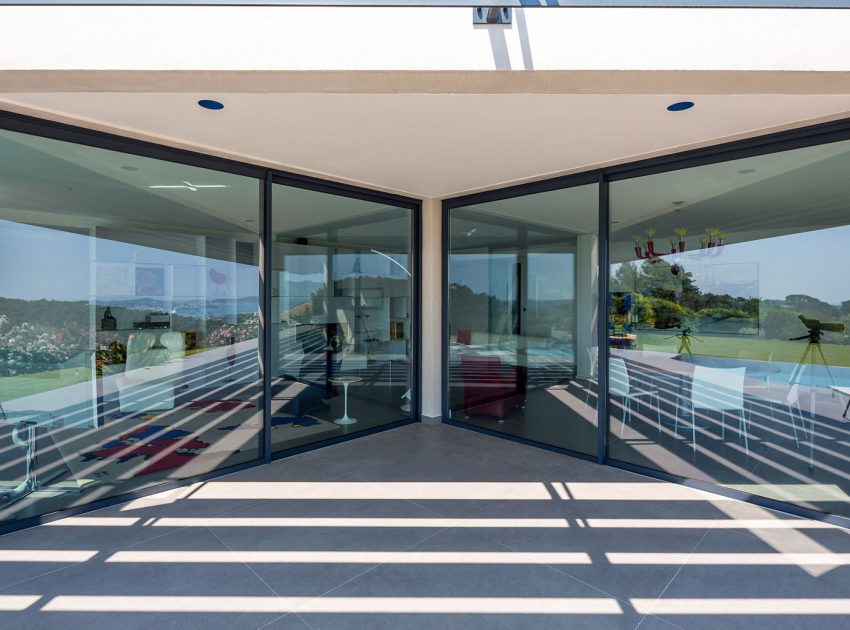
[
  {"left": 650, "top": 298, "right": 688, "bottom": 329},
  {"left": 698, "top": 307, "right": 749, "bottom": 321}
]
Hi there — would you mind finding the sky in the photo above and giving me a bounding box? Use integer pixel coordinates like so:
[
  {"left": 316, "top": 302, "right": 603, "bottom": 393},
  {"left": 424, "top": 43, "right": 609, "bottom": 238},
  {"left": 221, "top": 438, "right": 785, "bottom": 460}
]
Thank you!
[
  {"left": 3, "top": 220, "right": 850, "bottom": 306},
  {"left": 449, "top": 224, "right": 850, "bottom": 305},
  {"left": 0, "top": 220, "right": 410, "bottom": 304},
  {"left": 0, "top": 220, "right": 259, "bottom": 302}
]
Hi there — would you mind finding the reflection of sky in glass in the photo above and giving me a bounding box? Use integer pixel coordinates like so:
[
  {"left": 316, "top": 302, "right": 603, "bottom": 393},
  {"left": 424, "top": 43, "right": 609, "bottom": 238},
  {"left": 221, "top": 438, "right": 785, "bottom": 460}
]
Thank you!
[
  {"left": 613, "top": 225, "right": 850, "bottom": 305},
  {"left": 0, "top": 220, "right": 258, "bottom": 301},
  {"left": 450, "top": 252, "right": 575, "bottom": 299},
  {"left": 278, "top": 253, "right": 410, "bottom": 283}
]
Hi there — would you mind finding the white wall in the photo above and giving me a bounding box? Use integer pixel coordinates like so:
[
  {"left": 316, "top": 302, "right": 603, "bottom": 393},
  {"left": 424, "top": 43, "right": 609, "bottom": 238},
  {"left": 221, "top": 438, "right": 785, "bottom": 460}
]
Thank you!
[{"left": 1, "top": 7, "right": 850, "bottom": 73}]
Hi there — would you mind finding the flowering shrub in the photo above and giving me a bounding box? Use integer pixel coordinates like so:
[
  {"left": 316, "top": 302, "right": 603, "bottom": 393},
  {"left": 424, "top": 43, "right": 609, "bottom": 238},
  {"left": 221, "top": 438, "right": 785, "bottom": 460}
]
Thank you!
[
  {"left": 0, "top": 315, "right": 95, "bottom": 376},
  {"left": 205, "top": 314, "right": 259, "bottom": 347},
  {"left": 1, "top": 316, "right": 66, "bottom": 375}
]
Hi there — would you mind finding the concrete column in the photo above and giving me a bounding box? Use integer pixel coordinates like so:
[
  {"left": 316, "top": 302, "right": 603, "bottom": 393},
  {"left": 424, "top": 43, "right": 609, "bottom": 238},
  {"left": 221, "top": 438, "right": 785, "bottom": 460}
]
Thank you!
[
  {"left": 575, "top": 234, "right": 598, "bottom": 380},
  {"left": 420, "top": 198, "right": 442, "bottom": 423}
]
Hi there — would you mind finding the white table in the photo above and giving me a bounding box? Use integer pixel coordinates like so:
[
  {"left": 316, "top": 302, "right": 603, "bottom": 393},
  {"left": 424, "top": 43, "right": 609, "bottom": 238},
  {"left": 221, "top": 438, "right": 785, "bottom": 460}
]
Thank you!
[{"left": 329, "top": 376, "right": 363, "bottom": 425}]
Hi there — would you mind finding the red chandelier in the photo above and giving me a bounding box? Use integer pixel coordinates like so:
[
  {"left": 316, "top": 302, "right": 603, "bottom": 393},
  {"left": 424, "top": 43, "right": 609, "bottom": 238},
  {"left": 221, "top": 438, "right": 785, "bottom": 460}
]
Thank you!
[{"left": 634, "top": 227, "right": 726, "bottom": 263}]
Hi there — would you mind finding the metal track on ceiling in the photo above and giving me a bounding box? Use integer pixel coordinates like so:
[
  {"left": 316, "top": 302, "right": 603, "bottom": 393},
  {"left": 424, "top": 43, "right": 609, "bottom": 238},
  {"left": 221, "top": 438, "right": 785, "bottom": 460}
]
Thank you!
[{"left": 2, "top": 1, "right": 850, "bottom": 8}]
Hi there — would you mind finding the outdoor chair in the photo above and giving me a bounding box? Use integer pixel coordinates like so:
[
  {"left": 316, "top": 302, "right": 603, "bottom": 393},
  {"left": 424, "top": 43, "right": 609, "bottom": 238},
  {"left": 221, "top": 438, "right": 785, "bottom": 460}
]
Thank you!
[
  {"left": 687, "top": 365, "right": 748, "bottom": 455},
  {"left": 610, "top": 356, "right": 661, "bottom": 437}
]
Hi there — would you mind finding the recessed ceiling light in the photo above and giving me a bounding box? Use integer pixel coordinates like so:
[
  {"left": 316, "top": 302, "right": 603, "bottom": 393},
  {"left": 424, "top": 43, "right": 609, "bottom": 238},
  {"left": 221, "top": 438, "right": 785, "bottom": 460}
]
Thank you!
[
  {"left": 667, "top": 101, "right": 695, "bottom": 112},
  {"left": 198, "top": 99, "right": 224, "bottom": 111},
  {"left": 738, "top": 168, "right": 757, "bottom": 174},
  {"left": 120, "top": 165, "right": 139, "bottom": 171}
]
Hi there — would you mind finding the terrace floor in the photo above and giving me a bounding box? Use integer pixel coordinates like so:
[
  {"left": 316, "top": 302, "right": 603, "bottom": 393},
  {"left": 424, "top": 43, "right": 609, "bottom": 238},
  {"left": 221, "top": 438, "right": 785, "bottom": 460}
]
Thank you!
[{"left": 0, "top": 422, "right": 849, "bottom": 629}]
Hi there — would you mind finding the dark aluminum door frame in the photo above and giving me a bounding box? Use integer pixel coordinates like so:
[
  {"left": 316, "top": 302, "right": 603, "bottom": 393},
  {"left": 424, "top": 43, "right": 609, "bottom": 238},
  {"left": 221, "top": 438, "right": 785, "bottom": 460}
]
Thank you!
[
  {"left": 0, "top": 107, "right": 422, "bottom": 535},
  {"left": 442, "top": 113, "right": 850, "bottom": 530}
]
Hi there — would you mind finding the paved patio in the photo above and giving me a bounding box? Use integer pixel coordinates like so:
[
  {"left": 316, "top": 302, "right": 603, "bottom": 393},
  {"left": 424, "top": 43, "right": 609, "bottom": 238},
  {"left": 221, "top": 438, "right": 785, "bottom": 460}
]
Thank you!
[{"left": 0, "top": 422, "right": 848, "bottom": 629}]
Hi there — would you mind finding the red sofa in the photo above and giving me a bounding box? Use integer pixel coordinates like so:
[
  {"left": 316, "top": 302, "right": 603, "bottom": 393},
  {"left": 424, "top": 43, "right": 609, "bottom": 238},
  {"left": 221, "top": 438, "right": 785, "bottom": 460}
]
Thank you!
[{"left": 460, "top": 354, "right": 524, "bottom": 420}]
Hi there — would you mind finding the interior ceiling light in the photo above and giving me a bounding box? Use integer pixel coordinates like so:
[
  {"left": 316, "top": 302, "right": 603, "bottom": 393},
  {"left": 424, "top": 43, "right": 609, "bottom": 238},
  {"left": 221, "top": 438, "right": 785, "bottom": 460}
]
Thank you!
[
  {"left": 148, "top": 181, "right": 230, "bottom": 192},
  {"left": 198, "top": 99, "right": 224, "bottom": 110},
  {"left": 667, "top": 101, "right": 695, "bottom": 112}
]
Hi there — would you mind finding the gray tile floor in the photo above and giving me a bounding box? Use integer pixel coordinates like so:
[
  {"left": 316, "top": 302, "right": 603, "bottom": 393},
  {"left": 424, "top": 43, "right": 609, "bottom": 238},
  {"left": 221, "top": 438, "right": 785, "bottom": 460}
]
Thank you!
[{"left": 1, "top": 423, "right": 849, "bottom": 629}]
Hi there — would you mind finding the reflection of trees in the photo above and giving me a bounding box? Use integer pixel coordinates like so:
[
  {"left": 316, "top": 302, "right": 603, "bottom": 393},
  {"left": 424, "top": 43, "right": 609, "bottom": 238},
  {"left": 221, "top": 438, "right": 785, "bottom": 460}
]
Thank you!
[
  {"left": 449, "top": 283, "right": 572, "bottom": 336},
  {"left": 611, "top": 261, "right": 850, "bottom": 344},
  {"left": 0, "top": 315, "right": 79, "bottom": 375},
  {"left": 0, "top": 297, "right": 261, "bottom": 376}
]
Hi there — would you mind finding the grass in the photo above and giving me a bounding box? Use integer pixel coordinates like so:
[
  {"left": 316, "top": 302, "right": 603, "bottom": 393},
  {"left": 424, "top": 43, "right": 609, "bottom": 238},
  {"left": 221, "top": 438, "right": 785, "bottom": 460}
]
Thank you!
[
  {"left": 0, "top": 346, "right": 222, "bottom": 403},
  {"left": 635, "top": 330, "right": 850, "bottom": 368},
  {"left": 0, "top": 367, "right": 93, "bottom": 403}
]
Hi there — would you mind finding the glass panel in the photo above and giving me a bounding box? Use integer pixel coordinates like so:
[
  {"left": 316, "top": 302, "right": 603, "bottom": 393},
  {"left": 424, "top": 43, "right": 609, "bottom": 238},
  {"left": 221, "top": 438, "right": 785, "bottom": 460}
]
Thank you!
[
  {"left": 0, "top": 129, "right": 262, "bottom": 525},
  {"left": 271, "top": 185, "right": 412, "bottom": 452},
  {"left": 448, "top": 184, "right": 598, "bottom": 454},
  {"left": 608, "top": 139, "right": 850, "bottom": 518}
]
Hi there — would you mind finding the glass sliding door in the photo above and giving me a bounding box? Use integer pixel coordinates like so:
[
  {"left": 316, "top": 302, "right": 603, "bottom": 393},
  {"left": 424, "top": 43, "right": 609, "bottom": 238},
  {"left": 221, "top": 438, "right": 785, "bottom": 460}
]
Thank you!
[
  {"left": 447, "top": 184, "right": 598, "bottom": 455},
  {"left": 0, "top": 128, "right": 262, "bottom": 526},
  {"left": 608, "top": 139, "right": 850, "bottom": 518},
  {"left": 270, "top": 184, "right": 414, "bottom": 453}
]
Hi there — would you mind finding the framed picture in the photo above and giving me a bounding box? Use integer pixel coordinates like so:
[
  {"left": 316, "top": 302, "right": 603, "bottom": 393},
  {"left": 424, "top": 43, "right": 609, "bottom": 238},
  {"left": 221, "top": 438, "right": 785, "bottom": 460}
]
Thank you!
[{"left": 135, "top": 266, "right": 166, "bottom": 297}]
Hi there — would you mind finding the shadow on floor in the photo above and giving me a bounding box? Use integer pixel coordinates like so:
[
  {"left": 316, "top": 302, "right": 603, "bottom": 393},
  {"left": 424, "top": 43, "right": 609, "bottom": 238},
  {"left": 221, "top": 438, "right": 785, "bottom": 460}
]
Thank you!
[{"left": 0, "top": 423, "right": 849, "bottom": 630}]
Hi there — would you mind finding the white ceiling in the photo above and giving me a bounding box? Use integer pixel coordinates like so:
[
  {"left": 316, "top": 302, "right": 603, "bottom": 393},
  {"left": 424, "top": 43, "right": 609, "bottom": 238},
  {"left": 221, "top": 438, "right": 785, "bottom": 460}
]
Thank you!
[{"left": 3, "top": 92, "right": 850, "bottom": 198}]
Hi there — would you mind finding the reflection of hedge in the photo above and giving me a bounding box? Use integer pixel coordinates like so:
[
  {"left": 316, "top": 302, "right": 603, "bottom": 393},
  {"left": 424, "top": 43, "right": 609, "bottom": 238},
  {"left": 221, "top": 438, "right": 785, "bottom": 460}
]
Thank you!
[
  {"left": 634, "top": 294, "right": 656, "bottom": 327},
  {"left": 698, "top": 307, "right": 749, "bottom": 321},
  {"left": 0, "top": 316, "right": 77, "bottom": 376},
  {"left": 205, "top": 314, "right": 259, "bottom": 347},
  {"left": 649, "top": 298, "right": 688, "bottom": 329},
  {"left": 760, "top": 305, "right": 808, "bottom": 342}
]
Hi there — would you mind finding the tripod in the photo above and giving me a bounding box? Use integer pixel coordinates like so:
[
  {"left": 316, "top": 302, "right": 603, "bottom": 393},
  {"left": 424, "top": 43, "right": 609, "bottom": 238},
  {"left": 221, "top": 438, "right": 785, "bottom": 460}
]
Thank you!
[
  {"left": 788, "top": 329, "right": 838, "bottom": 472},
  {"left": 788, "top": 330, "right": 836, "bottom": 390},
  {"left": 667, "top": 327, "right": 701, "bottom": 356}
]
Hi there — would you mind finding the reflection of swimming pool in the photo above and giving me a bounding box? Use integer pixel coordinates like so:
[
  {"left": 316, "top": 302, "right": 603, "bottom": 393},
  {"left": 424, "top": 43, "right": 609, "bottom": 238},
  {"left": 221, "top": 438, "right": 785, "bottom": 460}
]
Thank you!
[{"left": 676, "top": 355, "right": 850, "bottom": 388}]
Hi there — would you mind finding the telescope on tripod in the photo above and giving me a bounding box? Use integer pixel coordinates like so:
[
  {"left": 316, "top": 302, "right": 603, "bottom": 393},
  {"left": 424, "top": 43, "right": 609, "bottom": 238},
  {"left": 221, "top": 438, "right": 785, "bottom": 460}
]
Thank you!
[{"left": 788, "top": 315, "right": 844, "bottom": 388}]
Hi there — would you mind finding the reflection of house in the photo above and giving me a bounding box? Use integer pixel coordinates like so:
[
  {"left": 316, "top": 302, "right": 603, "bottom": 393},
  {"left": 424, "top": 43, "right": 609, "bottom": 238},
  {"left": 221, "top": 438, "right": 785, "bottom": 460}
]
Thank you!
[{"left": 4, "top": 4, "right": 850, "bottom": 537}]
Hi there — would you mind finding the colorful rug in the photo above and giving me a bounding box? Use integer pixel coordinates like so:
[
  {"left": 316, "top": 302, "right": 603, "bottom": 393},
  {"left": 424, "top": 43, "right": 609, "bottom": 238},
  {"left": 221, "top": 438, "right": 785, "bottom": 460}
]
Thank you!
[
  {"left": 218, "top": 414, "right": 339, "bottom": 447},
  {"left": 187, "top": 399, "right": 256, "bottom": 413},
  {"left": 80, "top": 424, "right": 211, "bottom": 478},
  {"left": 220, "top": 416, "right": 323, "bottom": 431}
]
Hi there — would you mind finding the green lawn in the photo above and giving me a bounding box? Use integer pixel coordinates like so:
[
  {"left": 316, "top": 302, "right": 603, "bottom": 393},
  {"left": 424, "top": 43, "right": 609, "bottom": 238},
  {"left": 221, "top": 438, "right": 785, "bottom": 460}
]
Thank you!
[
  {"left": 635, "top": 330, "right": 850, "bottom": 368},
  {"left": 0, "top": 367, "right": 93, "bottom": 403}
]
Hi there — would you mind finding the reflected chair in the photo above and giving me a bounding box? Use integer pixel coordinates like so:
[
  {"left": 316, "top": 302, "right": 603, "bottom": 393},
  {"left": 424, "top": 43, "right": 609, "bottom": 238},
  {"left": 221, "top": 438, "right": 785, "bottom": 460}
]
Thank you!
[
  {"left": 610, "top": 356, "right": 661, "bottom": 437},
  {"left": 766, "top": 382, "right": 806, "bottom": 451},
  {"left": 583, "top": 346, "right": 599, "bottom": 411},
  {"left": 688, "top": 365, "right": 748, "bottom": 455}
]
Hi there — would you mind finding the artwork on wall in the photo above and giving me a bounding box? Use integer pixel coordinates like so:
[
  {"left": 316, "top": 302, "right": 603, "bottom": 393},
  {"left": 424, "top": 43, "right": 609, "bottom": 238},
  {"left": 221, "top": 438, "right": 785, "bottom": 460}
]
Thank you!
[{"left": 135, "top": 266, "right": 166, "bottom": 297}]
